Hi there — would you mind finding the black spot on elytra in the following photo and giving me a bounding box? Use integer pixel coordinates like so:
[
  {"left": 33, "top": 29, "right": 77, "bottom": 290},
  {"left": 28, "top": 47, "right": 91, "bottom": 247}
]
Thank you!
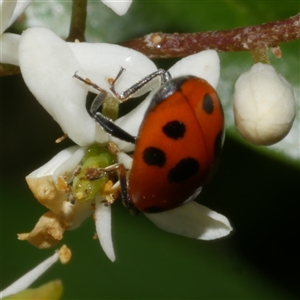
[
  {"left": 214, "top": 130, "right": 223, "bottom": 158},
  {"left": 202, "top": 93, "right": 214, "bottom": 114},
  {"left": 143, "top": 147, "right": 166, "bottom": 167},
  {"left": 162, "top": 120, "right": 186, "bottom": 140},
  {"left": 168, "top": 158, "right": 200, "bottom": 183}
]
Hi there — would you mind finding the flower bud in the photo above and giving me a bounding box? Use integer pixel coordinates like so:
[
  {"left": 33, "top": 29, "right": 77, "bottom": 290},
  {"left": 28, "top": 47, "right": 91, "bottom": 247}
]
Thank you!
[{"left": 233, "top": 63, "right": 296, "bottom": 145}]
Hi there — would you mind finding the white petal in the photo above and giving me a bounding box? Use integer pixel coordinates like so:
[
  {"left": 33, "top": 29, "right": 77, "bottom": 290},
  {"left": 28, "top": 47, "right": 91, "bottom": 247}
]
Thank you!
[
  {"left": 7, "top": 0, "right": 32, "bottom": 27},
  {"left": 168, "top": 50, "right": 220, "bottom": 88},
  {"left": 95, "top": 196, "right": 116, "bottom": 262},
  {"left": 27, "top": 146, "right": 80, "bottom": 179},
  {"left": 101, "top": 0, "right": 132, "bottom": 16},
  {"left": 1, "top": 0, "right": 17, "bottom": 34},
  {"left": 0, "top": 33, "right": 20, "bottom": 65},
  {"left": 145, "top": 202, "right": 232, "bottom": 240},
  {"left": 19, "top": 27, "right": 103, "bottom": 146},
  {"left": 66, "top": 200, "right": 94, "bottom": 230},
  {"left": 53, "top": 146, "right": 86, "bottom": 182},
  {"left": 68, "top": 42, "right": 157, "bottom": 95},
  {"left": 0, "top": 0, "right": 32, "bottom": 33},
  {"left": 0, "top": 251, "right": 59, "bottom": 298},
  {"left": 117, "top": 151, "right": 133, "bottom": 169}
]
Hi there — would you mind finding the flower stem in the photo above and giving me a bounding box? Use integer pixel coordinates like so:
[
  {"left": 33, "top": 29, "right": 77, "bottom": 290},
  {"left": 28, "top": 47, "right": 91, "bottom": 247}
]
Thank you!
[
  {"left": 120, "top": 13, "right": 300, "bottom": 59},
  {"left": 250, "top": 45, "right": 270, "bottom": 65},
  {"left": 67, "top": 0, "right": 87, "bottom": 42}
]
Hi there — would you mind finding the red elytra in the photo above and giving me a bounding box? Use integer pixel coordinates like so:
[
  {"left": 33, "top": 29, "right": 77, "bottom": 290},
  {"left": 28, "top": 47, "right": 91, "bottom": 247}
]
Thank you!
[{"left": 128, "top": 76, "right": 224, "bottom": 213}]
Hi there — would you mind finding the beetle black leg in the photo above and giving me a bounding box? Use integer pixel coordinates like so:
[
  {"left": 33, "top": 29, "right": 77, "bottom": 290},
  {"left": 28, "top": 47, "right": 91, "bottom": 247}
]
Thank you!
[
  {"left": 109, "top": 68, "right": 172, "bottom": 101},
  {"left": 73, "top": 72, "right": 137, "bottom": 144},
  {"left": 73, "top": 72, "right": 108, "bottom": 116},
  {"left": 74, "top": 69, "right": 172, "bottom": 144},
  {"left": 93, "top": 112, "right": 137, "bottom": 144},
  {"left": 90, "top": 92, "right": 137, "bottom": 144},
  {"left": 114, "top": 163, "right": 138, "bottom": 215},
  {"left": 90, "top": 163, "right": 139, "bottom": 215}
]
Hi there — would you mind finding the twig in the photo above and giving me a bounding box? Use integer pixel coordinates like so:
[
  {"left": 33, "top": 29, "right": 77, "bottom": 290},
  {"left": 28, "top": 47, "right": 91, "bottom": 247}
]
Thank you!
[
  {"left": 120, "top": 13, "right": 300, "bottom": 59},
  {"left": 66, "top": 0, "right": 87, "bottom": 42}
]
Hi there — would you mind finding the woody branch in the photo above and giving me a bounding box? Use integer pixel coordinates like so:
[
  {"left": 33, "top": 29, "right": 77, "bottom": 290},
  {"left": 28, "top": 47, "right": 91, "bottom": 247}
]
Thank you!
[{"left": 120, "top": 13, "right": 300, "bottom": 59}]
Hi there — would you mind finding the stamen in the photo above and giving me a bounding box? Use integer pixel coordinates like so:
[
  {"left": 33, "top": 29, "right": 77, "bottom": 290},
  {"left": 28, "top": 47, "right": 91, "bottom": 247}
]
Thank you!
[{"left": 0, "top": 245, "right": 71, "bottom": 298}]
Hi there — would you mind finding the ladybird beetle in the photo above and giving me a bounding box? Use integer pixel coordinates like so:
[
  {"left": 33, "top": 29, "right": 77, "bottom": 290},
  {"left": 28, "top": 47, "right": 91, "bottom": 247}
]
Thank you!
[{"left": 74, "top": 68, "right": 224, "bottom": 214}]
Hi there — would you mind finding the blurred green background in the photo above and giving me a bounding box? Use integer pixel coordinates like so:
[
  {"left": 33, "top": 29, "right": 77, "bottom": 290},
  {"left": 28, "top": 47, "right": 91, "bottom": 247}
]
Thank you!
[{"left": 1, "top": 1, "right": 299, "bottom": 299}]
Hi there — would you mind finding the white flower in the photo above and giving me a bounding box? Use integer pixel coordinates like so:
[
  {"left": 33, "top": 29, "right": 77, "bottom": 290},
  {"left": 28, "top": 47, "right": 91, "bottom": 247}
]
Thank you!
[
  {"left": 18, "top": 143, "right": 131, "bottom": 261},
  {"left": 233, "top": 63, "right": 296, "bottom": 146},
  {"left": 101, "top": 0, "right": 132, "bottom": 16},
  {"left": 18, "top": 147, "right": 94, "bottom": 249},
  {"left": 0, "top": 0, "right": 32, "bottom": 66},
  {"left": 17, "top": 27, "right": 231, "bottom": 262},
  {"left": 18, "top": 27, "right": 158, "bottom": 146},
  {"left": 0, "top": 0, "right": 131, "bottom": 64}
]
